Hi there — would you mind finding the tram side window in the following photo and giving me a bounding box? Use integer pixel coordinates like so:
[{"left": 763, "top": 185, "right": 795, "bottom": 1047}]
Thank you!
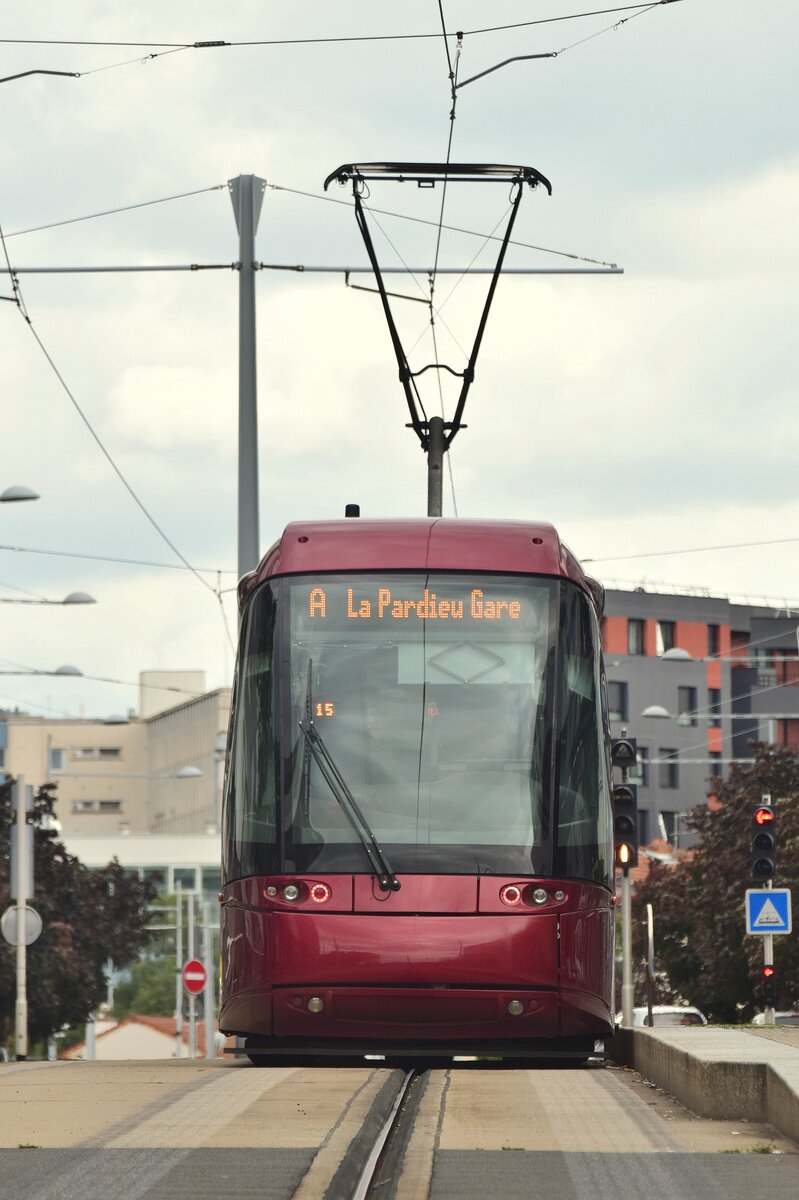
[
  {"left": 555, "top": 585, "right": 612, "bottom": 886},
  {"left": 224, "top": 583, "right": 281, "bottom": 879}
]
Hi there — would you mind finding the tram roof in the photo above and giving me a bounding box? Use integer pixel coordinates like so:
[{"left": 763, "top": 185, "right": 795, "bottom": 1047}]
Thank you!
[{"left": 238, "top": 519, "right": 602, "bottom": 614}]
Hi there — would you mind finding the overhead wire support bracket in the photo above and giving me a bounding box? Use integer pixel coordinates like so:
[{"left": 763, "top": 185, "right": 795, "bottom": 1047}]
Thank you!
[
  {"left": 0, "top": 69, "right": 79, "bottom": 84},
  {"left": 324, "top": 162, "right": 551, "bottom": 451}
]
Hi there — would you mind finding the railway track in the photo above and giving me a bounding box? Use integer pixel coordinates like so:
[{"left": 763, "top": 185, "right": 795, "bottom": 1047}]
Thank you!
[
  {"left": 317, "top": 1068, "right": 428, "bottom": 1200},
  {"left": 351, "top": 1069, "right": 422, "bottom": 1199}
]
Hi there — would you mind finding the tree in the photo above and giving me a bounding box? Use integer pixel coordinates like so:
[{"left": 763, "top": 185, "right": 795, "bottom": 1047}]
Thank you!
[
  {"left": 113, "top": 955, "right": 177, "bottom": 1019},
  {"left": 633, "top": 743, "right": 799, "bottom": 1022},
  {"left": 0, "top": 778, "right": 154, "bottom": 1048}
]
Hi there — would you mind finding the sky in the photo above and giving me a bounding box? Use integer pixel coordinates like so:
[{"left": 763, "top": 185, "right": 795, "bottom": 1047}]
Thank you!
[{"left": 1, "top": 1, "right": 798, "bottom": 720}]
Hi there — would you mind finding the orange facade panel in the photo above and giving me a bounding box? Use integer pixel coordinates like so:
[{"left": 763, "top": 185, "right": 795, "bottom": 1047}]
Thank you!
[
  {"left": 707, "top": 725, "right": 723, "bottom": 754},
  {"left": 674, "top": 622, "right": 710, "bottom": 660},
  {"left": 603, "top": 615, "right": 628, "bottom": 655}
]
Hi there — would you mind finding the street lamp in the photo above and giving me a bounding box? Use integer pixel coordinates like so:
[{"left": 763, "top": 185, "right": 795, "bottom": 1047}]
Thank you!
[
  {"left": 659, "top": 647, "right": 693, "bottom": 661},
  {"left": 1, "top": 486, "right": 39, "bottom": 503},
  {"left": 641, "top": 704, "right": 694, "bottom": 726},
  {"left": 55, "top": 766, "right": 204, "bottom": 781},
  {"left": 0, "top": 664, "right": 83, "bottom": 677},
  {"left": 0, "top": 592, "right": 96, "bottom": 606}
]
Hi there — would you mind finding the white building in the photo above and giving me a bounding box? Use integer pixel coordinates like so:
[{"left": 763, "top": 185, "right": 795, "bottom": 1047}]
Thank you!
[{"left": 0, "top": 672, "right": 231, "bottom": 838}]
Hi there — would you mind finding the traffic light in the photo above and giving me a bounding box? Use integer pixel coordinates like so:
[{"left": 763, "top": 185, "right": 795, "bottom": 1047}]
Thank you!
[
  {"left": 611, "top": 737, "right": 637, "bottom": 772},
  {"left": 613, "top": 783, "right": 639, "bottom": 871},
  {"left": 763, "top": 964, "right": 777, "bottom": 1009},
  {"left": 751, "top": 805, "right": 777, "bottom": 882}
]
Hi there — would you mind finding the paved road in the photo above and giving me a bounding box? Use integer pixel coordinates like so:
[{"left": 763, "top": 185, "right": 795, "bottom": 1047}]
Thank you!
[{"left": 0, "top": 1059, "right": 797, "bottom": 1199}]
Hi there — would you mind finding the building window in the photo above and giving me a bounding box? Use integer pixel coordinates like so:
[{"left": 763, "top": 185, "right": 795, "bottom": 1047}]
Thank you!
[
  {"left": 783, "top": 720, "right": 799, "bottom": 751},
  {"left": 658, "top": 749, "right": 679, "bottom": 789},
  {"left": 731, "top": 631, "right": 749, "bottom": 662},
  {"left": 72, "top": 748, "right": 96, "bottom": 760},
  {"left": 638, "top": 808, "right": 650, "bottom": 846},
  {"left": 677, "top": 686, "right": 698, "bottom": 726},
  {"left": 0, "top": 748, "right": 5, "bottom": 770},
  {"left": 98, "top": 747, "right": 121, "bottom": 759},
  {"left": 708, "top": 688, "right": 722, "bottom": 727},
  {"left": 631, "top": 746, "right": 650, "bottom": 788},
  {"left": 202, "top": 867, "right": 222, "bottom": 895},
  {"left": 628, "top": 619, "right": 645, "bottom": 656},
  {"left": 708, "top": 751, "right": 723, "bottom": 779},
  {"left": 98, "top": 800, "right": 122, "bottom": 812},
  {"left": 607, "top": 681, "right": 628, "bottom": 723},
  {"left": 656, "top": 620, "right": 676, "bottom": 655},
  {"left": 72, "top": 800, "right": 96, "bottom": 813},
  {"left": 708, "top": 624, "right": 720, "bottom": 657},
  {"left": 173, "top": 867, "right": 198, "bottom": 892},
  {"left": 659, "top": 810, "right": 678, "bottom": 843},
  {"left": 49, "top": 747, "right": 64, "bottom": 772}
]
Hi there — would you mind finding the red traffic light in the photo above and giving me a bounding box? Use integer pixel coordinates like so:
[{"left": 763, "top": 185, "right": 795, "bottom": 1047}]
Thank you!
[
  {"left": 754, "top": 807, "right": 775, "bottom": 826},
  {"left": 763, "top": 964, "right": 775, "bottom": 979}
]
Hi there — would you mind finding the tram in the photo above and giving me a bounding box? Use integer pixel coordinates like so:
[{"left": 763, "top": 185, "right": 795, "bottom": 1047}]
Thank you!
[{"left": 219, "top": 517, "right": 615, "bottom": 1063}]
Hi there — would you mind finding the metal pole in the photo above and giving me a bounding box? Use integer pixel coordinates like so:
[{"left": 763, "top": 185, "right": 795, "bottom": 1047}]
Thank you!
[
  {"left": 14, "top": 777, "right": 28, "bottom": 1060},
  {"left": 187, "top": 892, "right": 196, "bottom": 1059},
  {"left": 645, "top": 903, "right": 655, "bottom": 1027},
  {"left": 85, "top": 1015, "right": 96, "bottom": 1061},
  {"left": 229, "top": 175, "right": 266, "bottom": 579},
  {"left": 764, "top": 865, "right": 775, "bottom": 1027},
  {"left": 106, "top": 956, "right": 115, "bottom": 1009},
  {"left": 621, "top": 872, "right": 634, "bottom": 1027},
  {"left": 203, "top": 902, "right": 215, "bottom": 1060},
  {"left": 763, "top": 932, "right": 775, "bottom": 1026},
  {"left": 761, "top": 794, "right": 776, "bottom": 1028},
  {"left": 175, "top": 882, "right": 183, "bottom": 1058},
  {"left": 426, "top": 416, "right": 445, "bottom": 518}
]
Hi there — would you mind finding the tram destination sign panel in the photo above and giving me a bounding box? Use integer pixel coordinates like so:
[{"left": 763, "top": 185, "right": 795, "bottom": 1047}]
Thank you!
[{"left": 303, "top": 583, "right": 534, "bottom": 626}]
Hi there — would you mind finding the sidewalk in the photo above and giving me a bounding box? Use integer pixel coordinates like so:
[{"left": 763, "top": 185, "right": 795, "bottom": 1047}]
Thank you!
[{"left": 611, "top": 1025, "right": 799, "bottom": 1146}]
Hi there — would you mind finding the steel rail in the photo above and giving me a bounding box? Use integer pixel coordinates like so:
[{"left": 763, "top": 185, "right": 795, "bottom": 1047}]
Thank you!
[{"left": 352, "top": 1070, "right": 418, "bottom": 1200}]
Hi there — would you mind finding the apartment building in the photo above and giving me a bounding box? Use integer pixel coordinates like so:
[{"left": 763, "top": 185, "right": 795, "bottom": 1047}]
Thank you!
[
  {"left": 602, "top": 589, "right": 799, "bottom": 846},
  {"left": 0, "top": 672, "right": 231, "bottom": 837}
]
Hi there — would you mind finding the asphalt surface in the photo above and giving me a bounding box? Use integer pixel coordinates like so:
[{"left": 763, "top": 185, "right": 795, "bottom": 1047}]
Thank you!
[{"left": 0, "top": 1055, "right": 797, "bottom": 1200}]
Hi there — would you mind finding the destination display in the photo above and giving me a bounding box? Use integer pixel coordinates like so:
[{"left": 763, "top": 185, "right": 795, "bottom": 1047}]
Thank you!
[{"left": 307, "top": 584, "right": 524, "bottom": 623}]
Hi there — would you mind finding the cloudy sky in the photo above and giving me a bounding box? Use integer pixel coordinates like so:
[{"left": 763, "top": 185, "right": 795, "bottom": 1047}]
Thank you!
[{"left": 1, "top": 1, "right": 797, "bottom": 720}]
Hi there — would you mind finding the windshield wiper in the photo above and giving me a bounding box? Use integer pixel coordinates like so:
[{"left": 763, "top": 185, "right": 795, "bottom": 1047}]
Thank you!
[{"left": 298, "top": 675, "right": 400, "bottom": 891}]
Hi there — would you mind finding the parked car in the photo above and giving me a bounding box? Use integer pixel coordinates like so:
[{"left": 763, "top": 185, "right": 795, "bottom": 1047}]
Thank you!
[
  {"left": 616, "top": 1005, "right": 708, "bottom": 1027},
  {"left": 751, "top": 1011, "right": 799, "bottom": 1026}
]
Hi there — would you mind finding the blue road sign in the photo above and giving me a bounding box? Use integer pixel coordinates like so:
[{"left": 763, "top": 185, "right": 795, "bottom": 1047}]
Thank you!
[{"left": 745, "top": 888, "right": 792, "bottom": 935}]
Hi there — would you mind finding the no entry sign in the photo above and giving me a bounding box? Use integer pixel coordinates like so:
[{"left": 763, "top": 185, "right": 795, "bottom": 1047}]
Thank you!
[{"left": 182, "top": 959, "right": 207, "bottom": 994}]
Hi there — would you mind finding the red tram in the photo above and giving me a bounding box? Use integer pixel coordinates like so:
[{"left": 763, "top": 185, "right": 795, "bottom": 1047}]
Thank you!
[{"left": 219, "top": 518, "right": 615, "bottom": 1063}]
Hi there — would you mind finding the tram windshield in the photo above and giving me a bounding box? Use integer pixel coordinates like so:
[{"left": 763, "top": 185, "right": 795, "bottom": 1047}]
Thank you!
[{"left": 223, "top": 573, "right": 612, "bottom": 887}]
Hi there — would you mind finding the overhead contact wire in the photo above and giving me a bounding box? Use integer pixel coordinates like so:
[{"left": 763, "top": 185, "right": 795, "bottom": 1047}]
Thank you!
[
  {"left": 0, "top": 219, "right": 236, "bottom": 651},
  {"left": 4, "top": 184, "right": 227, "bottom": 240},
  {"left": 0, "top": 8, "right": 682, "bottom": 49},
  {"left": 266, "top": 182, "right": 615, "bottom": 268}
]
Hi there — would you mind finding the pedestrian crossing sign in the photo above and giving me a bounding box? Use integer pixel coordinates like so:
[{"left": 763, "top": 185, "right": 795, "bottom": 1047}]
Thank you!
[{"left": 745, "top": 889, "right": 792, "bottom": 935}]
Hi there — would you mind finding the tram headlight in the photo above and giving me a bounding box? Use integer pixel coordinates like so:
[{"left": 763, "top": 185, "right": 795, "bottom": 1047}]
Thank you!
[
  {"left": 282, "top": 884, "right": 301, "bottom": 902},
  {"left": 508, "top": 1000, "right": 525, "bottom": 1016},
  {"left": 307, "top": 996, "right": 324, "bottom": 1014},
  {"left": 531, "top": 888, "right": 549, "bottom": 905}
]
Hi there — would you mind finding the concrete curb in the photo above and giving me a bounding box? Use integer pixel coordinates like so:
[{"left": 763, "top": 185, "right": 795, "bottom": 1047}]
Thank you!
[{"left": 608, "top": 1028, "right": 799, "bottom": 1146}]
